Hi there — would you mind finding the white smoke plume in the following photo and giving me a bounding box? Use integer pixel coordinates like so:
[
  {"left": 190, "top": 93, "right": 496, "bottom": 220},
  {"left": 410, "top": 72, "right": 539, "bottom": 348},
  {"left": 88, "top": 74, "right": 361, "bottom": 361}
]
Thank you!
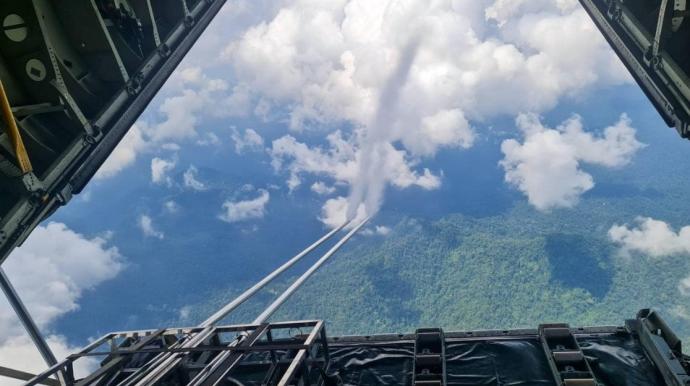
[
  {"left": 119, "top": 1, "right": 634, "bottom": 227},
  {"left": 347, "top": 37, "right": 422, "bottom": 220},
  {"left": 237, "top": 1, "right": 632, "bottom": 227}
]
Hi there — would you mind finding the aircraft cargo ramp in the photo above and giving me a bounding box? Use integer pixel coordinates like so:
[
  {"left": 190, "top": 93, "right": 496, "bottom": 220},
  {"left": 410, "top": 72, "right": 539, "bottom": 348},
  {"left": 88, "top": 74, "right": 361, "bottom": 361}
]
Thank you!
[{"left": 17, "top": 310, "right": 690, "bottom": 386}]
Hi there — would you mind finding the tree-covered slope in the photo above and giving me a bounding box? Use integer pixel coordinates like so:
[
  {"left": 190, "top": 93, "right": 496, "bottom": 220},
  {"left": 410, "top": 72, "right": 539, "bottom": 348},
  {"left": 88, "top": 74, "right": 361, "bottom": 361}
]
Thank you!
[{"left": 183, "top": 198, "right": 690, "bottom": 343}]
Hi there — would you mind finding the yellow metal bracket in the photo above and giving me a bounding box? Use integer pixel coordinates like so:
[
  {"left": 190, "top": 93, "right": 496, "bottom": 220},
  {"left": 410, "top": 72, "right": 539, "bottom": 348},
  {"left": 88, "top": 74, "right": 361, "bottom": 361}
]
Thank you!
[{"left": 0, "top": 78, "right": 32, "bottom": 174}]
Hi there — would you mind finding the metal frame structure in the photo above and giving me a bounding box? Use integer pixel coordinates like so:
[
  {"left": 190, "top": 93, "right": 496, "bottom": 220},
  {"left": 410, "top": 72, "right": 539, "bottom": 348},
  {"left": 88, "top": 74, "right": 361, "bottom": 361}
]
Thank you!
[
  {"left": 15, "top": 311, "right": 690, "bottom": 386},
  {"left": 0, "top": 0, "right": 230, "bottom": 265},
  {"left": 0, "top": 214, "right": 368, "bottom": 386},
  {"left": 22, "top": 320, "right": 330, "bottom": 386},
  {"left": 579, "top": 0, "right": 690, "bottom": 139},
  {"left": 628, "top": 309, "right": 690, "bottom": 386}
]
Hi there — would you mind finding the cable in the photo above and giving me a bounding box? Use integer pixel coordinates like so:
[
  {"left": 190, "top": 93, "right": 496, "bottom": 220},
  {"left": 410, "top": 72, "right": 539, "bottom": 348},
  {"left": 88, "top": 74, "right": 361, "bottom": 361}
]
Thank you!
[
  {"left": 253, "top": 216, "right": 370, "bottom": 324},
  {"left": 201, "top": 221, "right": 348, "bottom": 326},
  {"left": 131, "top": 223, "right": 350, "bottom": 386}
]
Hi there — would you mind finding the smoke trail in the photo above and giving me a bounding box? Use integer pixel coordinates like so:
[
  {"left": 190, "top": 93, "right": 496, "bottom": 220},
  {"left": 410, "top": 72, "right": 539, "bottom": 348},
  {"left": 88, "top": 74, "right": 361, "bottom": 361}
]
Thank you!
[{"left": 346, "top": 38, "right": 421, "bottom": 220}]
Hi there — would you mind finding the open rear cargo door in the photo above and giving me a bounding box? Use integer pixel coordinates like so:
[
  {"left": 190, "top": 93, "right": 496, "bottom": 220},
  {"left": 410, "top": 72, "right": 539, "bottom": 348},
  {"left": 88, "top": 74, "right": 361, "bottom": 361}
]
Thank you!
[
  {"left": 580, "top": 0, "right": 690, "bottom": 139},
  {"left": 0, "top": 0, "right": 226, "bottom": 264}
]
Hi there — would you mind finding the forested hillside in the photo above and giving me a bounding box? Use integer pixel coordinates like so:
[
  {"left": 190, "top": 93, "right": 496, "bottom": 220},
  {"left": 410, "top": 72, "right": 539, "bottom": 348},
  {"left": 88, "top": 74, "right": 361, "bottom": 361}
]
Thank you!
[{"left": 183, "top": 197, "right": 690, "bottom": 342}]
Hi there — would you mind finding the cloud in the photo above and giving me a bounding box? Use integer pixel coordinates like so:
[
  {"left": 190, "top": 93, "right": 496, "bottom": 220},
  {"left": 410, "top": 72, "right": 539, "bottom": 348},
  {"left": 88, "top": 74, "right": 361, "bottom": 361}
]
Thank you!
[
  {"left": 608, "top": 217, "right": 690, "bottom": 298},
  {"left": 138, "top": 215, "right": 164, "bottom": 239},
  {"left": 164, "top": 200, "right": 180, "bottom": 214},
  {"left": 0, "top": 335, "right": 97, "bottom": 383},
  {"left": 680, "top": 277, "right": 690, "bottom": 296},
  {"left": 95, "top": 124, "right": 148, "bottom": 180},
  {"left": 161, "top": 143, "right": 181, "bottom": 151},
  {"left": 219, "top": 189, "right": 270, "bottom": 223},
  {"left": 197, "top": 132, "right": 221, "bottom": 147},
  {"left": 319, "top": 196, "right": 368, "bottom": 229},
  {"left": 270, "top": 131, "right": 357, "bottom": 190},
  {"left": 178, "top": 305, "right": 193, "bottom": 322},
  {"left": 500, "top": 114, "right": 644, "bottom": 211},
  {"left": 412, "top": 109, "right": 474, "bottom": 156},
  {"left": 144, "top": 67, "right": 231, "bottom": 143},
  {"left": 485, "top": 0, "right": 579, "bottom": 26},
  {"left": 98, "top": 1, "right": 635, "bottom": 221},
  {"left": 375, "top": 225, "right": 391, "bottom": 235},
  {"left": 231, "top": 128, "right": 265, "bottom": 154},
  {"left": 183, "top": 166, "right": 207, "bottom": 191},
  {"left": 151, "top": 157, "right": 176, "bottom": 186},
  {"left": 94, "top": 66, "right": 235, "bottom": 180},
  {"left": 608, "top": 217, "right": 690, "bottom": 258},
  {"left": 362, "top": 225, "right": 392, "bottom": 236},
  {"left": 311, "top": 181, "right": 336, "bottom": 195},
  {"left": 270, "top": 131, "right": 440, "bottom": 214},
  {"left": 221, "top": 0, "right": 629, "bottom": 223},
  {"left": 0, "top": 223, "right": 123, "bottom": 375}
]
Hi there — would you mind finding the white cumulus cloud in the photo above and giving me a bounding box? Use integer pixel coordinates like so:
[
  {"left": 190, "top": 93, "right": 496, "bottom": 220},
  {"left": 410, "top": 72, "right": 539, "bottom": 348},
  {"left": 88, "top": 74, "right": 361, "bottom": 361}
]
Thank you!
[
  {"left": 219, "top": 189, "right": 270, "bottom": 223},
  {"left": 680, "top": 277, "right": 690, "bottom": 297},
  {"left": 311, "top": 181, "right": 336, "bottom": 195},
  {"left": 319, "top": 196, "right": 368, "bottom": 229},
  {"left": 94, "top": 66, "right": 234, "bottom": 180},
  {"left": 608, "top": 217, "right": 690, "bottom": 297},
  {"left": 0, "top": 223, "right": 123, "bottom": 376},
  {"left": 164, "top": 200, "right": 180, "bottom": 214},
  {"left": 151, "top": 157, "right": 176, "bottom": 186},
  {"left": 138, "top": 215, "right": 164, "bottom": 239},
  {"left": 231, "top": 128, "right": 265, "bottom": 154},
  {"left": 223, "top": 0, "right": 629, "bottom": 223},
  {"left": 500, "top": 114, "right": 644, "bottom": 211},
  {"left": 197, "top": 132, "right": 222, "bottom": 147},
  {"left": 271, "top": 130, "right": 441, "bottom": 218},
  {"left": 362, "top": 225, "right": 392, "bottom": 236},
  {"left": 609, "top": 217, "right": 690, "bottom": 258},
  {"left": 98, "top": 1, "right": 636, "bottom": 223},
  {"left": 96, "top": 124, "right": 148, "bottom": 180},
  {"left": 183, "top": 166, "right": 207, "bottom": 191}
]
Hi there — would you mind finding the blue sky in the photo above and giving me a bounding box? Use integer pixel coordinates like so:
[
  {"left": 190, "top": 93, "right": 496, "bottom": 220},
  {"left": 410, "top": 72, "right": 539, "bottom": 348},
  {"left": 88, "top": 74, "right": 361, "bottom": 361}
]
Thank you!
[{"left": 2, "top": 0, "right": 690, "bottom": 376}]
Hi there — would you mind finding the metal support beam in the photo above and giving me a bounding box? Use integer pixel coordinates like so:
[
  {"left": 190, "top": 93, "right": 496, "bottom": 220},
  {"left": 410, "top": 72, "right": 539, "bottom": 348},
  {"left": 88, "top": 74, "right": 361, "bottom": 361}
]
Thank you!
[
  {"left": 652, "top": 0, "right": 674, "bottom": 58},
  {"left": 0, "top": 268, "right": 58, "bottom": 369},
  {"left": 632, "top": 309, "right": 690, "bottom": 386},
  {"left": 0, "top": 366, "right": 60, "bottom": 386},
  {"left": 186, "top": 324, "right": 270, "bottom": 386}
]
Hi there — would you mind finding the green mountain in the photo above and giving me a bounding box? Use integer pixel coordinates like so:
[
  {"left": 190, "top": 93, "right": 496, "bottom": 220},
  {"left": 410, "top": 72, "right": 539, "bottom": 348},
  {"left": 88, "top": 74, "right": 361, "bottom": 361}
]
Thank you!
[{"left": 183, "top": 198, "right": 690, "bottom": 342}]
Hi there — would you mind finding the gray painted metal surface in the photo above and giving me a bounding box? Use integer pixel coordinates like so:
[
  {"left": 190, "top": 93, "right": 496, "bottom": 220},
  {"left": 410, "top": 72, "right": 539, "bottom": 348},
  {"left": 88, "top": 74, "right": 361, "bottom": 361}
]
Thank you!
[
  {"left": 580, "top": 0, "right": 690, "bottom": 139},
  {"left": 0, "top": 0, "right": 228, "bottom": 265}
]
